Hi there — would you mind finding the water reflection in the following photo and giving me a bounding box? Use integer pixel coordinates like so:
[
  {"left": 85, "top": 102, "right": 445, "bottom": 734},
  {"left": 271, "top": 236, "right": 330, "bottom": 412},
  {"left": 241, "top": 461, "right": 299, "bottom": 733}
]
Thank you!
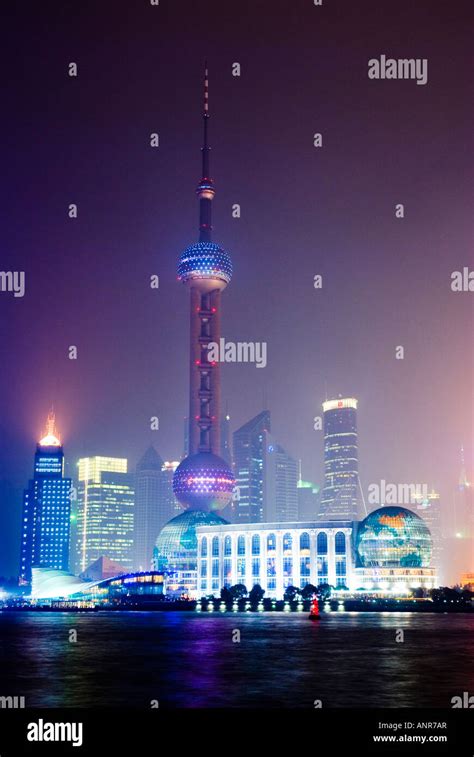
[{"left": 0, "top": 612, "right": 472, "bottom": 708}]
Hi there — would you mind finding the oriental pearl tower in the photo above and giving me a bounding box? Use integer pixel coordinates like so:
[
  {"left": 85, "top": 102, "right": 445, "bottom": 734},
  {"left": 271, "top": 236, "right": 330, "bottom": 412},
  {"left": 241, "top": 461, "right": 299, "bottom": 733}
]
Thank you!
[{"left": 154, "top": 65, "right": 235, "bottom": 593}]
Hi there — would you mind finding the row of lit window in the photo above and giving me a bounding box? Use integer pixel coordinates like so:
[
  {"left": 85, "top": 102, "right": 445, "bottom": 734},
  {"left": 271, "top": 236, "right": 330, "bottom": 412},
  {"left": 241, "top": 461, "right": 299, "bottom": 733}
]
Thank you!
[{"left": 201, "top": 531, "right": 347, "bottom": 557}]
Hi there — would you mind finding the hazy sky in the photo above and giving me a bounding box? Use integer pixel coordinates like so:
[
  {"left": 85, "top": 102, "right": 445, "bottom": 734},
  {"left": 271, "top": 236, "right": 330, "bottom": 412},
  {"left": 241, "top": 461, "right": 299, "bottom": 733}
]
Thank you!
[{"left": 1, "top": 0, "right": 472, "bottom": 577}]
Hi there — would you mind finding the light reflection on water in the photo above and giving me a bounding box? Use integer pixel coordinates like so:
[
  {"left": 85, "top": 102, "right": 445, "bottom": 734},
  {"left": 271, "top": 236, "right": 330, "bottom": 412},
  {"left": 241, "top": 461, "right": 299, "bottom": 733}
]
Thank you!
[{"left": 0, "top": 611, "right": 472, "bottom": 708}]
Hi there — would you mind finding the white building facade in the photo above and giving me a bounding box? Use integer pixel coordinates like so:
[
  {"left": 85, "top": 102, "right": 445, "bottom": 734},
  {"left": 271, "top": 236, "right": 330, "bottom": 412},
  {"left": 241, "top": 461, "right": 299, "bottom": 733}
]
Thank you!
[{"left": 196, "top": 521, "right": 354, "bottom": 598}]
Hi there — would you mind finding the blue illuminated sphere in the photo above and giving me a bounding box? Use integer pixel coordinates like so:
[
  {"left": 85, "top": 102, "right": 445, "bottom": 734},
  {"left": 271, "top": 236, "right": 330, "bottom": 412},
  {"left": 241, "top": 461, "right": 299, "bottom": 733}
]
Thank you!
[
  {"left": 173, "top": 452, "right": 235, "bottom": 511},
  {"left": 178, "top": 241, "right": 232, "bottom": 291},
  {"left": 153, "top": 509, "right": 228, "bottom": 573},
  {"left": 356, "top": 506, "right": 432, "bottom": 568}
]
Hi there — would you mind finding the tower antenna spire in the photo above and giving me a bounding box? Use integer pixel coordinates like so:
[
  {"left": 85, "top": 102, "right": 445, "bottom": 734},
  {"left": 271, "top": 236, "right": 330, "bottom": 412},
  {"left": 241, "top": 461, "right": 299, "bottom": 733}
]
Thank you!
[{"left": 197, "top": 61, "right": 214, "bottom": 241}]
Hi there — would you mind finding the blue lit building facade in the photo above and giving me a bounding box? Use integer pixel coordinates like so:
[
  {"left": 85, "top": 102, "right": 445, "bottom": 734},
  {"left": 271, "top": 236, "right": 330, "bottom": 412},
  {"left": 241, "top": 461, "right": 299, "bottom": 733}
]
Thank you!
[
  {"left": 19, "top": 412, "right": 71, "bottom": 584},
  {"left": 197, "top": 506, "right": 437, "bottom": 598},
  {"left": 232, "top": 411, "right": 271, "bottom": 523},
  {"left": 196, "top": 521, "right": 354, "bottom": 597},
  {"left": 263, "top": 433, "right": 298, "bottom": 522}
]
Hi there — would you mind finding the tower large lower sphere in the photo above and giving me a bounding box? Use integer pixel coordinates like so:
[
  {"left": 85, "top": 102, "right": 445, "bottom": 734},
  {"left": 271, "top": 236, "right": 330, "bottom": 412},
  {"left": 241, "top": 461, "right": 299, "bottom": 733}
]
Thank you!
[{"left": 173, "top": 452, "right": 235, "bottom": 511}]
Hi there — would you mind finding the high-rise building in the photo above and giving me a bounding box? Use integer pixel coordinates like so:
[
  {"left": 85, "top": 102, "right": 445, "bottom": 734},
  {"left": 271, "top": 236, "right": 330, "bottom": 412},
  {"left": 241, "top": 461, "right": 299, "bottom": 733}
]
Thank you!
[
  {"left": 297, "top": 464, "right": 320, "bottom": 521},
  {"left": 233, "top": 411, "right": 271, "bottom": 523},
  {"left": 161, "top": 460, "right": 181, "bottom": 517},
  {"left": 134, "top": 446, "right": 164, "bottom": 571},
  {"left": 220, "top": 410, "right": 232, "bottom": 467},
  {"left": 19, "top": 412, "right": 71, "bottom": 584},
  {"left": 263, "top": 435, "right": 298, "bottom": 522},
  {"left": 454, "top": 445, "right": 473, "bottom": 539},
  {"left": 318, "top": 397, "right": 360, "bottom": 521},
  {"left": 155, "top": 66, "right": 235, "bottom": 596},
  {"left": 135, "top": 456, "right": 182, "bottom": 571},
  {"left": 414, "top": 488, "right": 443, "bottom": 578},
  {"left": 74, "top": 456, "right": 134, "bottom": 575}
]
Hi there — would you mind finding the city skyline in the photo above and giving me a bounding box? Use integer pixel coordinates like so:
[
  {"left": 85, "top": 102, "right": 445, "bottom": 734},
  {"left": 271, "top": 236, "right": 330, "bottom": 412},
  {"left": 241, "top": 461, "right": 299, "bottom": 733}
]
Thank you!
[
  {"left": 9, "top": 396, "right": 473, "bottom": 586},
  {"left": 1, "top": 0, "right": 472, "bottom": 585}
]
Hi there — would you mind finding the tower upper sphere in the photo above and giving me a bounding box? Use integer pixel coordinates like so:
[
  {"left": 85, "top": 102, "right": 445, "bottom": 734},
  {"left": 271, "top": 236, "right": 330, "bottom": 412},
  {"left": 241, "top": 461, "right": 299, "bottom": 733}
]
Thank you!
[{"left": 178, "top": 241, "right": 232, "bottom": 291}]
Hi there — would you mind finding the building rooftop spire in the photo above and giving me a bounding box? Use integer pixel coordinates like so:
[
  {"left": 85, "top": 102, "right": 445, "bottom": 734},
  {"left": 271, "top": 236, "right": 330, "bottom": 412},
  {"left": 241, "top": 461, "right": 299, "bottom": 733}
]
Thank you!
[{"left": 39, "top": 409, "right": 61, "bottom": 447}]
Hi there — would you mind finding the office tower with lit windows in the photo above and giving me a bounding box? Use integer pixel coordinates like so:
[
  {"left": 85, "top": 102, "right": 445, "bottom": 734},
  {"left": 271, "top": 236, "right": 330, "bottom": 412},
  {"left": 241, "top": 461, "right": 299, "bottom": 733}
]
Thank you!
[
  {"left": 263, "top": 436, "right": 298, "bottom": 522},
  {"left": 232, "top": 411, "right": 271, "bottom": 523},
  {"left": 318, "top": 397, "right": 360, "bottom": 521},
  {"left": 19, "top": 412, "right": 71, "bottom": 584},
  {"left": 74, "top": 456, "right": 134, "bottom": 575}
]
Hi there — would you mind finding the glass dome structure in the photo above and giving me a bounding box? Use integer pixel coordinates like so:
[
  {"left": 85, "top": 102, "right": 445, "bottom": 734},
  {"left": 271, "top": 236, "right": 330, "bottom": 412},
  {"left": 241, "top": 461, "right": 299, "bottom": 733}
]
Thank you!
[
  {"left": 356, "top": 506, "right": 432, "bottom": 568},
  {"left": 153, "top": 509, "right": 228, "bottom": 573}
]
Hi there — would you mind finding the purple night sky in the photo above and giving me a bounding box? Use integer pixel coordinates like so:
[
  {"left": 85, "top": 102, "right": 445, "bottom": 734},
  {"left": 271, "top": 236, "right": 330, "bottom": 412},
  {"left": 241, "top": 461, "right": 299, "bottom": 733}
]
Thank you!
[{"left": 1, "top": 0, "right": 472, "bottom": 579}]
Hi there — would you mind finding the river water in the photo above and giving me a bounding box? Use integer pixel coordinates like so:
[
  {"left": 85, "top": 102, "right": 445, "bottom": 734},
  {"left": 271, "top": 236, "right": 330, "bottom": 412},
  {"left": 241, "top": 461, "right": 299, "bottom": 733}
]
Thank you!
[{"left": 0, "top": 611, "right": 472, "bottom": 708}]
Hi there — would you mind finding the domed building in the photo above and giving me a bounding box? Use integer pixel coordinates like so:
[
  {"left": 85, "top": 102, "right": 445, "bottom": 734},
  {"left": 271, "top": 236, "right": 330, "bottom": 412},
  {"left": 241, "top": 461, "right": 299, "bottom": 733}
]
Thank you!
[
  {"left": 153, "top": 509, "right": 228, "bottom": 597},
  {"left": 354, "top": 506, "right": 436, "bottom": 593}
]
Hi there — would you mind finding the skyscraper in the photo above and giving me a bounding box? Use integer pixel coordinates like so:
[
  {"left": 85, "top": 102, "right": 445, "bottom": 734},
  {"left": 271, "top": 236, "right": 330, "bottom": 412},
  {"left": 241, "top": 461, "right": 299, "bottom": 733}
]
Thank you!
[
  {"left": 454, "top": 445, "right": 473, "bottom": 539},
  {"left": 318, "top": 397, "right": 360, "bottom": 521},
  {"left": 134, "top": 452, "right": 182, "bottom": 571},
  {"left": 233, "top": 411, "right": 270, "bottom": 523},
  {"left": 297, "top": 463, "right": 320, "bottom": 521},
  {"left": 414, "top": 488, "right": 443, "bottom": 579},
  {"left": 220, "top": 410, "right": 232, "bottom": 467},
  {"left": 74, "top": 456, "right": 134, "bottom": 575},
  {"left": 263, "top": 435, "right": 298, "bottom": 522},
  {"left": 134, "top": 446, "right": 164, "bottom": 571},
  {"left": 19, "top": 412, "right": 71, "bottom": 584},
  {"left": 161, "top": 460, "right": 181, "bottom": 517}
]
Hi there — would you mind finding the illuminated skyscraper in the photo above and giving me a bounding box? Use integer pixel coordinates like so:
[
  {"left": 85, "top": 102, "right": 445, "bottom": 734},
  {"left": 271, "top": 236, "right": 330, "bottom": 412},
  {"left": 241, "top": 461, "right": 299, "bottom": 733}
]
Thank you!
[
  {"left": 454, "top": 444, "right": 473, "bottom": 539},
  {"left": 220, "top": 409, "right": 232, "bottom": 467},
  {"left": 297, "top": 463, "right": 320, "bottom": 521},
  {"left": 134, "top": 451, "right": 182, "bottom": 571},
  {"left": 318, "top": 397, "right": 360, "bottom": 521},
  {"left": 19, "top": 412, "right": 71, "bottom": 584},
  {"left": 233, "top": 411, "right": 270, "bottom": 523},
  {"left": 74, "top": 456, "right": 134, "bottom": 575},
  {"left": 134, "top": 447, "right": 163, "bottom": 571},
  {"left": 414, "top": 488, "right": 443, "bottom": 578},
  {"left": 263, "top": 435, "right": 298, "bottom": 522}
]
